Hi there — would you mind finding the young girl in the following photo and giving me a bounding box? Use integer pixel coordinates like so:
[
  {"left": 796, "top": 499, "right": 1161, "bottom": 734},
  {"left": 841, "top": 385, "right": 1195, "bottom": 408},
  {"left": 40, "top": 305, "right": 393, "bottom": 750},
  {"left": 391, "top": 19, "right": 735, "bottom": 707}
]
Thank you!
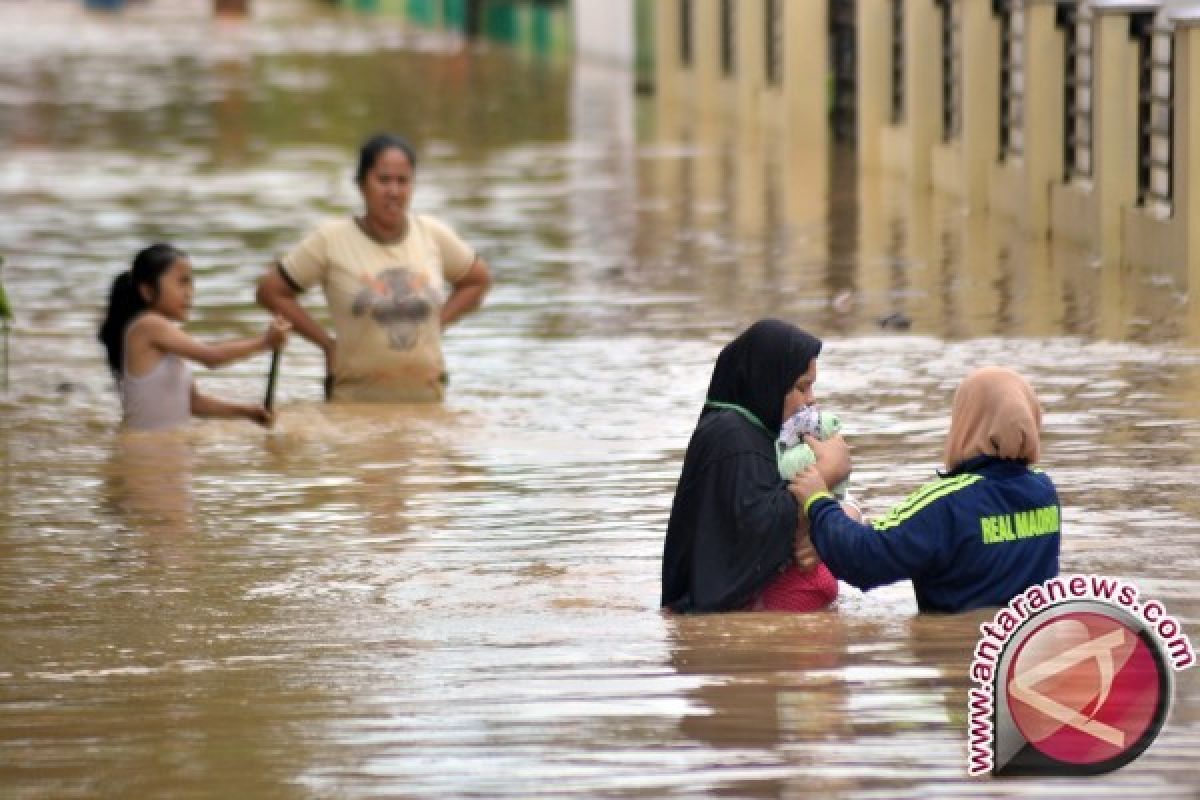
[{"left": 98, "top": 243, "right": 289, "bottom": 431}]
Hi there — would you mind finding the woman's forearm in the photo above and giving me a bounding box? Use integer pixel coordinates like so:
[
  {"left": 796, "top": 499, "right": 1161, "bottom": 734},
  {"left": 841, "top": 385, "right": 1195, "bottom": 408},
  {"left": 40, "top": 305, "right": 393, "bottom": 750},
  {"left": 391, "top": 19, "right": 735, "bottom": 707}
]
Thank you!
[
  {"left": 257, "top": 268, "right": 334, "bottom": 354},
  {"left": 441, "top": 258, "right": 491, "bottom": 329},
  {"left": 441, "top": 285, "right": 486, "bottom": 328}
]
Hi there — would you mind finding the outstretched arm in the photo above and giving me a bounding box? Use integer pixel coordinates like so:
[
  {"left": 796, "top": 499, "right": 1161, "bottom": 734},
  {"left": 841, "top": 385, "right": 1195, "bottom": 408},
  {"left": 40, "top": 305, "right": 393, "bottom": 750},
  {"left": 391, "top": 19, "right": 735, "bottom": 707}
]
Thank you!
[
  {"left": 143, "top": 313, "right": 288, "bottom": 370},
  {"left": 789, "top": 467, "right": 942, "bottom": 591}
]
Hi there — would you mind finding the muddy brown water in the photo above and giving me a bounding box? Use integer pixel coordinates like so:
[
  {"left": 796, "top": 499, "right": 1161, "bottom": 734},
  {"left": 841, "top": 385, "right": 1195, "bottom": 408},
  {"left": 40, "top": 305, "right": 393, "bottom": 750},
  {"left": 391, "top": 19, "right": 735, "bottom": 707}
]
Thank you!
[{"left": 1, "top": 1, "right": 1198, "bottom": 797}]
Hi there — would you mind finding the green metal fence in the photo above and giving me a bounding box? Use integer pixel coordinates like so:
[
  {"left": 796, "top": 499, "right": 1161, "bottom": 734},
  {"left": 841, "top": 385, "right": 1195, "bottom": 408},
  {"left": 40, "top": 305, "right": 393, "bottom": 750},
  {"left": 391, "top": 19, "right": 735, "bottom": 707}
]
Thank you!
[{"left": 342, "top": 0, "right": 571, "bottom": 57}]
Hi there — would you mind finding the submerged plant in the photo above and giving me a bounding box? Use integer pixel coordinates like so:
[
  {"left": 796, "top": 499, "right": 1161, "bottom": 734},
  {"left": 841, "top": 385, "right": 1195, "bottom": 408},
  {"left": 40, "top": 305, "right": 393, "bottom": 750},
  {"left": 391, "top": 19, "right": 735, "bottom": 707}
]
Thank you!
[{"left": 0, "top": 255, "right": 9, "bottom": 321}]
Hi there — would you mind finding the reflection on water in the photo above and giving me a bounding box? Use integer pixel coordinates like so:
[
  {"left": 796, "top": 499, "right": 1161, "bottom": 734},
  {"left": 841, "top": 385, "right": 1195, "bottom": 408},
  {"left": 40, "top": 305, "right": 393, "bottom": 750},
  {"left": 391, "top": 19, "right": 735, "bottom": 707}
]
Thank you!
[
  {"left": 107, "top": 432, "right": 197, "bottom": 536},
  {"left": 1, "top": 0, "right": 1198, "bottom": 796}
]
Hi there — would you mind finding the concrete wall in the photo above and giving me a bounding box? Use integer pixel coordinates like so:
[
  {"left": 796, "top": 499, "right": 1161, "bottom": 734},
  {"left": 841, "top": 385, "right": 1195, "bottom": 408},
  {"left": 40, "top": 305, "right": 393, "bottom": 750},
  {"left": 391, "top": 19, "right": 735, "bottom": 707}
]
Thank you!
[
  {"left": 572, "top": 0, "right": 635, "bottom": 66},
  {"left": 647, "top": 0, "right": 1200, "bottom": 283}
]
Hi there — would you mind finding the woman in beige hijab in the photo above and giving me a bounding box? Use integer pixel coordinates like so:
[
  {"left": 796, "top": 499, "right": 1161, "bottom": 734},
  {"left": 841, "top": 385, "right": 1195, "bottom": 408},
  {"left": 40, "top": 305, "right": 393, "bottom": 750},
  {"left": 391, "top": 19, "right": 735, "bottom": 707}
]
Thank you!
[{"left": 789, "top": 367, "right": 1060, "bottom": 612}]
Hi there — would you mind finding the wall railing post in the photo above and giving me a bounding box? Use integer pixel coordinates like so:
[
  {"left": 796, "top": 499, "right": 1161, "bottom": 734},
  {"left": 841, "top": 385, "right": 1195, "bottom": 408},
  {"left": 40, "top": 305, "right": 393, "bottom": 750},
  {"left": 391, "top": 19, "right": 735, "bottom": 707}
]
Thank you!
[{"left": 1059, "top": 1, "right": 1095, "bottom": 183}]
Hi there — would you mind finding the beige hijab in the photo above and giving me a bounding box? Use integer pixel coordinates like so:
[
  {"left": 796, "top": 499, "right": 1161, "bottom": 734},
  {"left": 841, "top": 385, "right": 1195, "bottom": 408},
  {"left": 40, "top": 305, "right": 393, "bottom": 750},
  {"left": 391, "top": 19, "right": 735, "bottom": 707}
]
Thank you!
[{"left": 943, "top": 366, "right": 1042, "bottom": 471}]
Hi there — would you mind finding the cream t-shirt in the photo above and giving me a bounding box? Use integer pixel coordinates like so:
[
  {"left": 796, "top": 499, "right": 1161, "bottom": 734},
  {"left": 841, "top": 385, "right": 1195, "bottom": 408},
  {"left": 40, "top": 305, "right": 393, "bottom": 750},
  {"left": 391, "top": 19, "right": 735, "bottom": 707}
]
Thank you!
[{"left": 280, "top": 214, "right": 475, "bottom": 402}]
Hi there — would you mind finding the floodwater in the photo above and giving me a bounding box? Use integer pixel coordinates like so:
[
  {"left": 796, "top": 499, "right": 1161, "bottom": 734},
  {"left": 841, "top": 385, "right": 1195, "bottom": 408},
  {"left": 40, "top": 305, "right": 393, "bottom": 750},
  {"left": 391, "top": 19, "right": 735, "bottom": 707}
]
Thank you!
[{"left": 1, "top": 1, "right": 1199, "bottom": 797}]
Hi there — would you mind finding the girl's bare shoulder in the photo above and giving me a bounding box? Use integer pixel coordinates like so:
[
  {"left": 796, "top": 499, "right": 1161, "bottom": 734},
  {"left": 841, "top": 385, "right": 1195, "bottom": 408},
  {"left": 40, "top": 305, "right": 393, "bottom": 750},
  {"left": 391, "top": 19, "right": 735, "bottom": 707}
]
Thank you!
[
  {"left": 125, "top": 311, "right": 179, "bottom": 349},
  {"left": 126, "top": 311, "right": 171, "bottom": 333}
]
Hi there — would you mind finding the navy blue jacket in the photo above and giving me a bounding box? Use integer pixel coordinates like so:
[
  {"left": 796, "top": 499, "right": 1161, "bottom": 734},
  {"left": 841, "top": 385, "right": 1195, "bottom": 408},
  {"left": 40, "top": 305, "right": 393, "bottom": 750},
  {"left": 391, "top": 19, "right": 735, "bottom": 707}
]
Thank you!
[{"left": 807, "top": 456, "right": 1060, "bottom": 612}]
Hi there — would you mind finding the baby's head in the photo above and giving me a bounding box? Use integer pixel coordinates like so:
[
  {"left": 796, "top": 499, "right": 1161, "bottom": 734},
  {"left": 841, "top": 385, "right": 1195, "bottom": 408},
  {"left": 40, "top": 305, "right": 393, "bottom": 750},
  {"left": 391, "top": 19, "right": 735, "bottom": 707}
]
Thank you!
[
  {"left": 777, "top": 407, "right": 848, "bottom": 496},
  {"left": 779, "top": 406, "right": 841, "bottom": 449}
]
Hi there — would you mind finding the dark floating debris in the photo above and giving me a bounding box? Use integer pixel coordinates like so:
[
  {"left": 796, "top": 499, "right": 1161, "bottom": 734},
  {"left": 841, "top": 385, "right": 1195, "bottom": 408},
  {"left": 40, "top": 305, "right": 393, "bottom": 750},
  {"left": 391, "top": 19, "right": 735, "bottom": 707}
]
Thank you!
[{"left": 877, "top": 312, "right": 912, "bottom": 330}]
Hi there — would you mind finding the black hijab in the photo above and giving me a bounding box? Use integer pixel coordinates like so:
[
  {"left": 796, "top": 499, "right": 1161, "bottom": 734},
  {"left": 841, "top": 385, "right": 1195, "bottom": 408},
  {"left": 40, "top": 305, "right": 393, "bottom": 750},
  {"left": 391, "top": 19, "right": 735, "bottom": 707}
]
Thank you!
[
  {"left": 703, "top": 319, "right": 823, "bottom": 433},
  {"left": 661, "top": 320, "right": 823, "bottom": 612}
]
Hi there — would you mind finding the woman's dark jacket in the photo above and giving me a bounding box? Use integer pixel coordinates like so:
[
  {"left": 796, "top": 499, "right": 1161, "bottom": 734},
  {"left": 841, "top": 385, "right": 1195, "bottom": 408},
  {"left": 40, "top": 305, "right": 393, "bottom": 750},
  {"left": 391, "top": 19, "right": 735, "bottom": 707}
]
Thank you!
[{"left": 661, "top": 320, "right": 822, "bottom": 612}]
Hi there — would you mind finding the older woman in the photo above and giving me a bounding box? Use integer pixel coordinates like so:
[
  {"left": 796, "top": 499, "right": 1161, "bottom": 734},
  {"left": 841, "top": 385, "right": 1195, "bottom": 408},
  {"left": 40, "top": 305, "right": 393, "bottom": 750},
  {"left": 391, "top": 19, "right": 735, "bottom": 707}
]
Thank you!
[{"left": 257, "top": 133, "right": 491, "bottom": 402}]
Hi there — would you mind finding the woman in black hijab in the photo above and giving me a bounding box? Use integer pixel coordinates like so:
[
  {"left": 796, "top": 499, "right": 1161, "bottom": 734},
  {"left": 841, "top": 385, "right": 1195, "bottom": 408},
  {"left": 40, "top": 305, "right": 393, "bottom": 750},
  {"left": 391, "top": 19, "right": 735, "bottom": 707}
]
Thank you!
[{"left": 661, "top": 319, "right": 848, "bottom": 612}]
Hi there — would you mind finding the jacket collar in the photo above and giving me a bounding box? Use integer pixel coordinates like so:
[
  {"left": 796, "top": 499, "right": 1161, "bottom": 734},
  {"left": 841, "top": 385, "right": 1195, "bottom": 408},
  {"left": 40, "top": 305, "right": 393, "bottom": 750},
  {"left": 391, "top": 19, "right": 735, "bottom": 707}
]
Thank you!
[{"left": 940, "top": 454, "right": 1029, "bottom": 478}]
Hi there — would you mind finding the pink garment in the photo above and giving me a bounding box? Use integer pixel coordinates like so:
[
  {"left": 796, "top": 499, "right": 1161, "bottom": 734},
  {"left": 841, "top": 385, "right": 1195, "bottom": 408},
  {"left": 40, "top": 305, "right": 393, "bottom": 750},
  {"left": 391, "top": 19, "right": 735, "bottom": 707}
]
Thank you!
[{"left": 748, "top": 563, "right": 839, "bottom": 612}]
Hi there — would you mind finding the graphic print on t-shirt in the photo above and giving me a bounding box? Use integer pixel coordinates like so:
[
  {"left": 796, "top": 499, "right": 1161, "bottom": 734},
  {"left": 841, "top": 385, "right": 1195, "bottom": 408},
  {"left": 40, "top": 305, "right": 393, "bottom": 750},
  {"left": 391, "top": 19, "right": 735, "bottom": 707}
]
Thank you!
[{"left": 350, "top": 267, "right": 442, "bottom": 351}]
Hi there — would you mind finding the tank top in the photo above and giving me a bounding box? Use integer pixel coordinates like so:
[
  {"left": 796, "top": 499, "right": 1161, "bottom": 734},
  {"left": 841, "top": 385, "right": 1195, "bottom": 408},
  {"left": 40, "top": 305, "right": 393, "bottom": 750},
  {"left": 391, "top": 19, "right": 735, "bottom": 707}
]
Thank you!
[{"left": 120, "top": 322, "right": 193, "bottom": 431}]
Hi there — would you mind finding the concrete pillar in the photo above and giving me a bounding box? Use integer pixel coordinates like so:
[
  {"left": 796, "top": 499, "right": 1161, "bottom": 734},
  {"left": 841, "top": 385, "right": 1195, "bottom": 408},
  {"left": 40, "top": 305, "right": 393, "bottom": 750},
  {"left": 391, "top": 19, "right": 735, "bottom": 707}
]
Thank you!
[
  {"left": 573, "top": 0, "right": 635, "bottom": 67},
  {"left": 1092, "top": 0, "right": 1160, "bottom": 266},
  {"left": 735, "top": 0, "right": 766, "bottom": 124},
  {"left": 654, "top": 0, "right": 683, "bottom": 102},
  {"left": 1024, "top": 0, "right": 1067, "bottom": 236},
  {"left": 782, "top": 0, "right": 828, "bottom": 155},
  {"left": 961, "top": 0, "right": 1000, "bottom": 211},
  {"left": 905, "top": 0, "right": 941, "bottom": 189},
  {"left": 694, "top": 0, "right": 723, "bottom": 115},
  {"left": 780, "top": 0, "right": 829, "bottom": 235},
  {"left": 857, "top": 0, "right": 892, "bottom": 170}
]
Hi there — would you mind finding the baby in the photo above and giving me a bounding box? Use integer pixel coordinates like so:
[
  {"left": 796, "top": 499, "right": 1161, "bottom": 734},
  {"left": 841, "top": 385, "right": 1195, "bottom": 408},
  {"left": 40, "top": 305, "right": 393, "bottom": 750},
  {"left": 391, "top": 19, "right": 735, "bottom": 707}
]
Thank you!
[
  {"left": 776, "top": 405, "right": 850, "bottom": 497},
  {"left": 748, "top": 405, "right": 849, "bottom": 612}
]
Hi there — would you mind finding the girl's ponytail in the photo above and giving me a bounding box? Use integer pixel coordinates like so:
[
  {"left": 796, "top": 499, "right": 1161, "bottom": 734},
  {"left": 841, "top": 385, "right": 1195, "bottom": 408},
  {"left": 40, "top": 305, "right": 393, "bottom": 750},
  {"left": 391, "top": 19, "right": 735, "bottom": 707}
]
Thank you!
[
  {"left": 97, "top": 243, "right": 186, "bottom": 378},
  {"left": 97, "top": 270, "right": 144, "bottom": 377}
]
